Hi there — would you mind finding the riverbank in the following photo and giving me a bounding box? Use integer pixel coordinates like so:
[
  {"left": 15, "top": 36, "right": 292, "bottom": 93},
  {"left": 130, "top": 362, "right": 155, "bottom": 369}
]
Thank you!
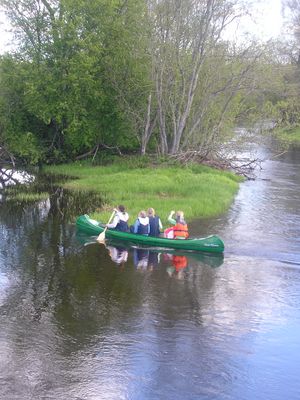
[
  {"left": 274, "top": 127, "right": 300, "bottom": 144},
  {"left": 44, "top": 160, "right": 242, "bottom": 225}
]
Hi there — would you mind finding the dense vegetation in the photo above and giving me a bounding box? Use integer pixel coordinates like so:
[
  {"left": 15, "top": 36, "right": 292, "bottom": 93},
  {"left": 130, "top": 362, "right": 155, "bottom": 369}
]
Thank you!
[
  {"left": 0, "top": 1, "right": 286, "bottom": 165},
  {"left": 0, "top": 0, "right": 299, "bottom": 169},
  {"left": 45, "top": 160, "right": 242, "bottom": 224},
  {"left": 274, "top": 127, "right": 300, "bottom": 144}
]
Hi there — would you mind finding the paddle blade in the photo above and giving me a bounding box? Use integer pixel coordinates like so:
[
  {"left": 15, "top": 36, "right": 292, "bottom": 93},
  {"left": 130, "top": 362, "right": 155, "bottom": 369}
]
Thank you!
[
  {"left": 96, "top": 210, "right": 114, "bottom": 243},
  {"left": 97, "top": 231, "right": 106, "bottom": 242}
]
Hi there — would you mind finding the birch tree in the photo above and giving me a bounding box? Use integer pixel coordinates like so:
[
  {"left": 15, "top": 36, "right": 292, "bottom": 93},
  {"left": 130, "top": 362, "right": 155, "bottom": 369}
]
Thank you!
[{"left": 148, "top": 0, "right": 253, "bottom": 155}]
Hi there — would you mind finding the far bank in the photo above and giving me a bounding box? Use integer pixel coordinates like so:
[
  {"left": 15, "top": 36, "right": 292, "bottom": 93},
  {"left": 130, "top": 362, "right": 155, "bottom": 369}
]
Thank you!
[{"left": 273, "top": 127, "right": 300, "bottom": 145}]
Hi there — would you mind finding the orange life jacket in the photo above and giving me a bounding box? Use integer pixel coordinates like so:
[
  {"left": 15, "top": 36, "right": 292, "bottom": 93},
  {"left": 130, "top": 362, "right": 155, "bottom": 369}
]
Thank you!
[{"left": 173, "top": 223, "right": 189, "bottom": 239}]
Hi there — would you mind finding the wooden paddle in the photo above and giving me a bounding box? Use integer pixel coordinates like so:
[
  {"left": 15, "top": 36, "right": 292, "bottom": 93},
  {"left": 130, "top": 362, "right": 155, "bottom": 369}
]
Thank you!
[{"left": 97, "top": 210, "right": 116, "bottom": 243}]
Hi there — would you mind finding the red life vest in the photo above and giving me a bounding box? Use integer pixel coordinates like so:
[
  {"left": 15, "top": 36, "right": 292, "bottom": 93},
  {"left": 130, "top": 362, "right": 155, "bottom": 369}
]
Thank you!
[{"left": 173, "top": 223, "right": 189, "bottom": 239}]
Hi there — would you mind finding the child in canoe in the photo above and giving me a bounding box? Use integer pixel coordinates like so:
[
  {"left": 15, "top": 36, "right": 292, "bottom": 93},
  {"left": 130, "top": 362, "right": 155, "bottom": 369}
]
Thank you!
[
  {"left": 147, "top": 207, "right": 163, "bottom": 237},
  {"left": 131, "top": 210, "right": 150, "bottom": 235},
  {"left": 106, "top": 205, "right": 129, "bottom": 232},
  {"left": 165, "top": 210, "right": 189, "bottom": 239}
]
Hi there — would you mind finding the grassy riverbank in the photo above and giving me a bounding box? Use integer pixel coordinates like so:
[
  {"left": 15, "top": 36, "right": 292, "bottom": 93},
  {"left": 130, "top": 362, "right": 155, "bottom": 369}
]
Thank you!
[
  {"left": 274, "top": 127, "right": 300, "bottom": 144},
  {"left": 45, "top": 160, "right": 242, "bottom": 225}
]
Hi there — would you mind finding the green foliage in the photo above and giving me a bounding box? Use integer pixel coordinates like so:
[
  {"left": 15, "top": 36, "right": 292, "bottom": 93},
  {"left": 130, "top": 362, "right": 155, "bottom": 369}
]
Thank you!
[
  {"left": 45, "top": 161, "right": 241, "bottom": 225},
  {"left": 5, "top": 191, "right": 49, "bottom": 203},
  {"left": 262, "top": 61, "right": 300, "bottom": 130},
  {"left": 0, "top": 56, "right": 46, "bottom": 164},
  {"left": 1, "top": 0, "right": 289, "bottom": 165},
  {"left": 7, "top": 132, "right": 43, "bottom": 165},
  {"left": 274, "top": 99, "right": 300, "bottom": 127},
  {"left": 0, "top": 0, "right": 148, "bottom": 164},
  {"left": 273, "top": 126, "right": 300, "bottom": 144},
  {"left": 4, "top": 184, "right": 49, "bottom": 203}
]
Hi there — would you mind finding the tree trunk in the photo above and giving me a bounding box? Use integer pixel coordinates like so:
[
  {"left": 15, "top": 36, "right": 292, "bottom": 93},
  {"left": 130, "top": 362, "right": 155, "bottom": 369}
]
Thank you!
[{"left": 141, "top": 93, "right": 153, "bottom": 155}]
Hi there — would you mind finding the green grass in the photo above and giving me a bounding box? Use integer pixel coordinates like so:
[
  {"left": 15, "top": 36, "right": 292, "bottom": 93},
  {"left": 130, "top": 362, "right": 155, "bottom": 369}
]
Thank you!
[
  {"left": 5, "top": 190, "right": 49, "bottom": 203},
  {"left": 274, "top": 127, "right": 300, "bottom": 144},
  {"left": 44, "top": 161, "right": 242, "bottom": 225}
]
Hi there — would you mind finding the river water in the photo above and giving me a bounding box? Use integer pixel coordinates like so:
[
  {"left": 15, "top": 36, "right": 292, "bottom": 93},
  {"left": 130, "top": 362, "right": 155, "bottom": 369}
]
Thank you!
[{"left": 0, "top": 142, "right": 299, "bottom": 400}]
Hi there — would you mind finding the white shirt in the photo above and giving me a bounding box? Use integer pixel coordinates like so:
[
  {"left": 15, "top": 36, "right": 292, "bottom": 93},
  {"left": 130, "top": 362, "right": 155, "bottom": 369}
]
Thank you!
[{"left": 107, "top": 211, "right": 129, "bottom": 228}]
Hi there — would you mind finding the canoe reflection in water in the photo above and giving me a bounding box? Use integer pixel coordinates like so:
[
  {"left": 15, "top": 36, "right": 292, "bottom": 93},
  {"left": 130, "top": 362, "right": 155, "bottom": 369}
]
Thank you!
[
  {"left": 76, "top": 232, "right": 224, "bottom": 270},
  {"left": 164, "top": 253, "right": 188, "bottom": 279},
  {"left": 110, "top": 245, "right": 188, "bottom": 277}
]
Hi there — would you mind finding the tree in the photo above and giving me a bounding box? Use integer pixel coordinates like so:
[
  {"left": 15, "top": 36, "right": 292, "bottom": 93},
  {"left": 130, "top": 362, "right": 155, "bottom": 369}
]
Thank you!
[
  {"left": 0, "top": 55, "right": 45, "bottom": 164},
  {"left": 146, "top": 0, "right": 258, "bottom": 155},
  {"left": 0, "top": 0, "right": 283, "bottom": 165},
  {"left": 0, "top": 0, "right": 146, "bottom": 163},
  {"left": 267, "top": 1, "right": 300, "bottom": 129}
]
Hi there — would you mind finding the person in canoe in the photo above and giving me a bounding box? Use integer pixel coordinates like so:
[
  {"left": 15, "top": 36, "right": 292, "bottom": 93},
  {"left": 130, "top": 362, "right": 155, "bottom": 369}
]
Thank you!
[
  {"left": 106, "top": 205, "right": 129, "bottom": 232},
  {"left": 131, "top": 210, "right": 150, "bottom": 235},
  {"left": 166, "top": 210, "right": 189, "bottom": 239},
  {"left": 147, "top": 207, "right": 163, "bottom": 237}
]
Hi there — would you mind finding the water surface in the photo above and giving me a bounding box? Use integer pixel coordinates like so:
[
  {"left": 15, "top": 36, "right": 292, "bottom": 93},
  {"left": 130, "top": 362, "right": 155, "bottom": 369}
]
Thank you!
[{"left": 0, "top": 143, "right": 299, "bottom": 400}]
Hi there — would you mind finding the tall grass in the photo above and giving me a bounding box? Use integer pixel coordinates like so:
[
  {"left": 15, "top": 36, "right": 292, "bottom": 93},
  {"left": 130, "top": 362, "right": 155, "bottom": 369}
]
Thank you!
[
  {"left": 45, "top": 161, "right": 242, "bottom": 225},
  {"left": 5, "top": 188, "right": 49, "bottom": 203}
]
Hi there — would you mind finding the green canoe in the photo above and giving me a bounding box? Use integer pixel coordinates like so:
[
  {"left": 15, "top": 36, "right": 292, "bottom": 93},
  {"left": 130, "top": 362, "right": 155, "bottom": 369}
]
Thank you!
[{"left": 76, "top": 214, "right": 224, "bottom": 254}]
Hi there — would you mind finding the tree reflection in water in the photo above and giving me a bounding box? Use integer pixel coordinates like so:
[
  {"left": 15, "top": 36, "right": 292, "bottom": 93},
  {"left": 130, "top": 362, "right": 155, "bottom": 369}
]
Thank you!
[{"left": 0, "top": 178, "right": 227, "bottom": 399}]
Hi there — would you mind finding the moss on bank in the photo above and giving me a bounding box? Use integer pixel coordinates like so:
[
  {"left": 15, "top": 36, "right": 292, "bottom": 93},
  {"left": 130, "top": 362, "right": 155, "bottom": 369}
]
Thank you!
[{"left": 44, "top": 161, "right": 242, "bottom": 225}]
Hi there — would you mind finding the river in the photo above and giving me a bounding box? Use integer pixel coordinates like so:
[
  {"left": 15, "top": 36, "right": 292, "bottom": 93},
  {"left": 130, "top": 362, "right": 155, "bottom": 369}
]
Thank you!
[{"left": 0, "top": 141, "right": 299, "bottom": 400}]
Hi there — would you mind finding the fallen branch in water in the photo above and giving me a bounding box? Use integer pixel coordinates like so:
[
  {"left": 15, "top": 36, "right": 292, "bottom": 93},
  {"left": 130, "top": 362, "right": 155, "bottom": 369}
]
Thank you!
[{"left": 169, "top": 149, "right": 262, "bottom": 180}]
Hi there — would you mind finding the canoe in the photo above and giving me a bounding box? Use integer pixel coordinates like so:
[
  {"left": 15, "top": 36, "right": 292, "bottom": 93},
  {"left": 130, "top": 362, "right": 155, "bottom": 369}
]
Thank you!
[{"left": 76, "top": 214, "right": 224, "bottom": 254}]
